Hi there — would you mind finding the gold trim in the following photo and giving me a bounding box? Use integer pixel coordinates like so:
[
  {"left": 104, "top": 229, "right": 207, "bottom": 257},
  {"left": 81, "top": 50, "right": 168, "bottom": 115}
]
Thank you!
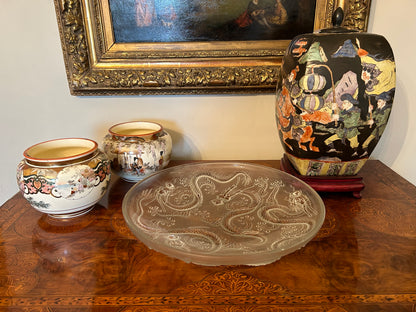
[{"left": 53, "top": 0, "right": 372, "bottom": 95}]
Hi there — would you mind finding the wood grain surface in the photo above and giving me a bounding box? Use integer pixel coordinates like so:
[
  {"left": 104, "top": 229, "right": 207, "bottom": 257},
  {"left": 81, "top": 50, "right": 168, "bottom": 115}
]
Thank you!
[{"left": 1, "top": 160, "right": 415, "bottom": 311}]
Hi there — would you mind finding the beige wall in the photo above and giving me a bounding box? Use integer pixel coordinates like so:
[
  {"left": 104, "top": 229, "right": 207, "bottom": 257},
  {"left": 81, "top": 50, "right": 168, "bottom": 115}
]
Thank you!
[{"left": 1, "top": 0, "right": 415, "bottom": 205}]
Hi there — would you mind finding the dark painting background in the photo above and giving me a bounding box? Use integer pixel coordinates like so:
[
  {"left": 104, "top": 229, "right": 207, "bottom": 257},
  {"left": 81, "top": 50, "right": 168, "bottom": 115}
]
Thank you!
[{"left": 109, "top": 0, "right": 316, "bottom": 43}]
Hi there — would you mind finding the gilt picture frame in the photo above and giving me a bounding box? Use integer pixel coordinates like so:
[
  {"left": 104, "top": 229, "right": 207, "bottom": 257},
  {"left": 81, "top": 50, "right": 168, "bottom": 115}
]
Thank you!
[{"left": 53, "top": 0, "right": 372, "bottom": 95}]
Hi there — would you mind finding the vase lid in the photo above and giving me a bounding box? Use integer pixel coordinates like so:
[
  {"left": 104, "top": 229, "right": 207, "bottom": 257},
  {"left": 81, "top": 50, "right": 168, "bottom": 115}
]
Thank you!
[{"left": 318, "top": 7, "right": 358, "bottom": 34}]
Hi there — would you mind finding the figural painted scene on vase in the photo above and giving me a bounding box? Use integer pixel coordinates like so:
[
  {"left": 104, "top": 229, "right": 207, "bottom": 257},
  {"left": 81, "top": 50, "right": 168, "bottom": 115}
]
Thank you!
[
  {"left": 103, "top": 121, "right": 172, "bottom": 182},
  {"left": 275, "top": 10, "right": 395, "bottom": 176},
  {"left": 16, "top": 138, "right": 111, "bottom": 218}
]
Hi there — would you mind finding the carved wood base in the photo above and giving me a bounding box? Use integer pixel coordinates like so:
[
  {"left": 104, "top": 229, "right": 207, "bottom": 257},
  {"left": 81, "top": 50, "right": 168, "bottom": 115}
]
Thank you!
[{"left": 280, "top": 154, "right": 365, "bottom": 198}]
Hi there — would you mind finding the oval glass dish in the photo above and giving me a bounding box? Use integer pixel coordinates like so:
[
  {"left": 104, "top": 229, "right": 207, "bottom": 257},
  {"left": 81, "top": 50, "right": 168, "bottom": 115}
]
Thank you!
[{"left": 122, "top": 162, "right": 325, "bottom": 266}]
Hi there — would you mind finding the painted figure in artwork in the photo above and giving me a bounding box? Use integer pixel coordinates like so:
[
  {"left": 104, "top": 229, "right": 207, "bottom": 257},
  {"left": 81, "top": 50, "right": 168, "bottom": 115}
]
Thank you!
[
  {"left": 110, "top": 0, "right": 316, "bottom": 43},
  {"left": 277, "top": 35, "right": 395, "bottom": 157},
  {"left": 277, "top": 64, "right": 334, "bottom": 153},
  {"left": 358, "top": 42, "right": 396, "bottom": 97},
  {"left": 323, "top": 93, "right": 362, "bottom": 155},
  {"left": 268, "top": 0, "right": 288, "bottom": 25},
  {"left": 362, "top": 91, "right": 393, "bottom": 155},
  {"left": 237, "top": 0, "right": 273, "bottom": 29},
  {"left": 274, "top": 8, "right": 395, "bottom": 176},
  {"left": 276, "top": 67, "right": 299, "bottom": 150},
  {"left": 132, "top": 156, "right": 145, "bottom": 174},
  {"left": 291, "top": 115, "right": 319, "bottom": 152},
  {"left": 248, "top": 0, "right": 272, "bottom": 28},
  {"left": 357, "top": 39, "right": 396, "bottom": 152},
  {"left": 135, "top": 0, "right": 155, "bottom": 27}
]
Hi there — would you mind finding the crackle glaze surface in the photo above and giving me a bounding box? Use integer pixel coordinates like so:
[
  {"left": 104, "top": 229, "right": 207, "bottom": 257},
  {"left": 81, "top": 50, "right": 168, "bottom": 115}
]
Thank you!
[{"left": 123, "top": 162, "right": 325, "bottom": 266}]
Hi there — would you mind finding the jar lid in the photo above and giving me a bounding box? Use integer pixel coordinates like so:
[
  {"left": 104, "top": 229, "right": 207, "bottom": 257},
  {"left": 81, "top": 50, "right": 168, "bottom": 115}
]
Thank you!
[{"left": 319, "top": 7, "right": 358, "bottom": 34}]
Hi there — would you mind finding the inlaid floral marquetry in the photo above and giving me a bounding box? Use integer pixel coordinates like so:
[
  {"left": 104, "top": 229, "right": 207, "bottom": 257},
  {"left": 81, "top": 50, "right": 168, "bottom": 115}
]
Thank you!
[
  {"left": 174, "top": 271, "right": 288, "bottom": 295},
  {"left": 1, "top": 160, "right": 416, "bottom": 311}
]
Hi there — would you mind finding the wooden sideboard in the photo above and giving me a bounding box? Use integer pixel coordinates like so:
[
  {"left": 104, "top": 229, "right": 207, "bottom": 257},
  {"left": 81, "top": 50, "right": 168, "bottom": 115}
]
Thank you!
[{"left": 1, "top": 160, "right": 415, "bottom": 311}]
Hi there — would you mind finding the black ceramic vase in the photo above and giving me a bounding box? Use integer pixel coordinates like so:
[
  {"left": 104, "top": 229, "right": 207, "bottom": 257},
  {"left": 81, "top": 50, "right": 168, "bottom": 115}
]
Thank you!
[{"left": 275, "top": 8, "right": 395, "bottom": 176}]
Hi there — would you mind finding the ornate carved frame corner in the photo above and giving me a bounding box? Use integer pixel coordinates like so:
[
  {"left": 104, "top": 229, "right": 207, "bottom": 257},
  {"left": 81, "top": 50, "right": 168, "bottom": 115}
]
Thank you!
[{"left": 53, "top": 0, "right": 372, "bottom": 96}]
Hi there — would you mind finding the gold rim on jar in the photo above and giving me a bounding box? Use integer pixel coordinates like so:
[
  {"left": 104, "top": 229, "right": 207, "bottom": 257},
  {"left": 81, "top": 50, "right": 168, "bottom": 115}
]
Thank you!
[
  {"left": 108, "top": 121, "right": 163, "bottom": 138},
  {"left": 23, "top": 138, "right": 98, "bottom": 166}
]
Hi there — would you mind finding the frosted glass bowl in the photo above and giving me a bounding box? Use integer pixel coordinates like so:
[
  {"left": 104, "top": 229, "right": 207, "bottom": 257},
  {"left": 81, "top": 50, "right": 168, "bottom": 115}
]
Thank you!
[{"left": 122, "top": 162, "right": 325, "bottom": 266}]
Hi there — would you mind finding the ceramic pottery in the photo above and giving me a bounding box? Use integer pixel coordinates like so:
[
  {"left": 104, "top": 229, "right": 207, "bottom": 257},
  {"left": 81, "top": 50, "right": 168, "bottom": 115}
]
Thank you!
[
  {"left": 16, "top": 138, "right": 111, "bottom": 218},
  {"left": 102, "top": 121, "right": 172, "bottom": 182},
  {"left": 275, "top": 8, "right": 395, "bottom": 176}
]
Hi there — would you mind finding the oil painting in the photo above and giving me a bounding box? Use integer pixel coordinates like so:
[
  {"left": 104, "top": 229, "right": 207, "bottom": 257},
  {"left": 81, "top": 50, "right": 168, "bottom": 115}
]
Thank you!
[
  {"left": 53, "top": 0, "right": 372, "bottom": 95},
  {"left": 110, "top": 0, "right": 316, "bottom": 42}
]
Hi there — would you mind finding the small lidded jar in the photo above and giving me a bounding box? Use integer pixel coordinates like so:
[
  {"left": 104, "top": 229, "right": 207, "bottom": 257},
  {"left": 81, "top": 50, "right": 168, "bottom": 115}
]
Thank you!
[
  {"left": 102, "top": 121, "right": 172, "bottom": 182},
  {"left": 16, "top": 138, "right": 111, "bottom": 218}
]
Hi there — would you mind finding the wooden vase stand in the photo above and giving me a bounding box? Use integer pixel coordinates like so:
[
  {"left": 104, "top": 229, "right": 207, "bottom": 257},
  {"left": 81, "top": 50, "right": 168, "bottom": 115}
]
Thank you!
[{"left": 280, "top": 154, "right": 365, "bottom": 198}]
